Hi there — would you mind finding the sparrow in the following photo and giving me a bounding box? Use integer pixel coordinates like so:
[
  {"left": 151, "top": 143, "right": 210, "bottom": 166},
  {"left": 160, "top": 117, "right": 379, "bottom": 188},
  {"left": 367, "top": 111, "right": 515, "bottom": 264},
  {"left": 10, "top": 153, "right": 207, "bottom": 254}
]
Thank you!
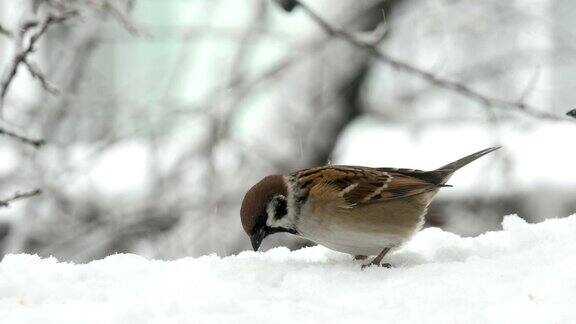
[{"left": 240, "top": 146, "right": 500, "bottom": 268}]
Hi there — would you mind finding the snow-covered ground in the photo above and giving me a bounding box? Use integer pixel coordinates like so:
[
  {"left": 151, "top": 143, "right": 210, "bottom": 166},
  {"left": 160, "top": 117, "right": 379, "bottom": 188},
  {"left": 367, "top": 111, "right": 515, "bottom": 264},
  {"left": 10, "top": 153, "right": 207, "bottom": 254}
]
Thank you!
[{"left": 1, "top": 214, "right": 575, "bottom": 324}]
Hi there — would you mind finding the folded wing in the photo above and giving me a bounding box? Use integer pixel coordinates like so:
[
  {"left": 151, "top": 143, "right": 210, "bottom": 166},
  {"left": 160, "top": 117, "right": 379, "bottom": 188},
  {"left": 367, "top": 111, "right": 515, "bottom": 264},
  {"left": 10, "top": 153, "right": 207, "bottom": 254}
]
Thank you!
[{"left": 293, "top": 166, "right": 442, "bottom": 210}]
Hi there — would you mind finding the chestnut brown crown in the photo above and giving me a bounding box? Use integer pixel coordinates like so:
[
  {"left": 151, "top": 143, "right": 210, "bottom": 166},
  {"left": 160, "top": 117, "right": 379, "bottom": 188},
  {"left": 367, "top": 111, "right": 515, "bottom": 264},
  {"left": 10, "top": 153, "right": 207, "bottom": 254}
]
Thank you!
[{"left": 240, "top": 175, "right": 288, "bottom": 235}]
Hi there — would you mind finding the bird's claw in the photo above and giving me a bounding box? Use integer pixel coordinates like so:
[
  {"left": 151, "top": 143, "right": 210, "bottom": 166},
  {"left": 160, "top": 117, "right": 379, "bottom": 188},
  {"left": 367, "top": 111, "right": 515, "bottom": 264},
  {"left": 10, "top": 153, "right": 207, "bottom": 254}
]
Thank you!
[{"left": 361, "top": 262, "right": 392, "bottom": 270}]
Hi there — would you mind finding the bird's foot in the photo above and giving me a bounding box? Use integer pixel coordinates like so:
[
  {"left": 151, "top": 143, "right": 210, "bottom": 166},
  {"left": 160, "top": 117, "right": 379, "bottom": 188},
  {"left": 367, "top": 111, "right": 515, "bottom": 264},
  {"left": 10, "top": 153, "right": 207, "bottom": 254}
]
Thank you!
[
  {"left": 361, "top": 262, "right": 392, "bottom": 270},
  {"left": 353, "top": 255, "right": 368, "bottom": 260}
]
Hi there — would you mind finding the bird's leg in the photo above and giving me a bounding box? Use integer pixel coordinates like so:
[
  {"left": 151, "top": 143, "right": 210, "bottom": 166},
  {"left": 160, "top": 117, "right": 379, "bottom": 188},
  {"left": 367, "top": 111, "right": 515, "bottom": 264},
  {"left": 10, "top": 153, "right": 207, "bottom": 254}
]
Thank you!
[
  {"left": 361, "top": 248, "right": 392, "bottom": 269},
  {"left": 353, "top": 255, "right": 368, "bottom": 260}
]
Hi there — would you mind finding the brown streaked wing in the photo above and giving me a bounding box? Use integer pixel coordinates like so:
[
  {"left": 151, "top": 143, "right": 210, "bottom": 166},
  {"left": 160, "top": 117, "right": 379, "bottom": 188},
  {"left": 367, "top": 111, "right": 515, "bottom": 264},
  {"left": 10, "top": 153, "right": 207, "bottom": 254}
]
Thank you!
[{"left": 293, "top": 166, "right": 439, "bottom": 209}]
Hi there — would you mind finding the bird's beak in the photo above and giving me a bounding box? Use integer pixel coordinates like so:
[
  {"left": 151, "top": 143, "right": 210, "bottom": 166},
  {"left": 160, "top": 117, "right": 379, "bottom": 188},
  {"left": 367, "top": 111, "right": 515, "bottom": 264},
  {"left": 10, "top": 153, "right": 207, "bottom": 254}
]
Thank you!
[{"left": 250, "top": 229, "right": 266, "bottom": 251}]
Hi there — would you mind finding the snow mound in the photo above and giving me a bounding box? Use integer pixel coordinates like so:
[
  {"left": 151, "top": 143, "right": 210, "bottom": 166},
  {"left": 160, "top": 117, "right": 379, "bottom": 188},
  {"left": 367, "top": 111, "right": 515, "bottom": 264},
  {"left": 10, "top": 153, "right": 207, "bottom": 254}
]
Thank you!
[{"left": 1, "top": 215, "right": 576, "bottom": 323}]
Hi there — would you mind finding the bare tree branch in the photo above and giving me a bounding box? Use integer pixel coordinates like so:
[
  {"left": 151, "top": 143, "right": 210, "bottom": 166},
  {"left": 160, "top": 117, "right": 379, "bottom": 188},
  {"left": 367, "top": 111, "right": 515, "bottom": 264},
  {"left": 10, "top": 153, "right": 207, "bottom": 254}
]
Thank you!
[
  {"left": 0, "top": 126, "right": 45, "bottom": 148},
  {"left": 292, "top": 0, "right": 570, "bottom": 122},
  {"left": 0, "top": 189, "right": 41, "bottom": 208},
  {"left": 88, "top": 0, "right": 148, "bottom": 36},
  {"left": 0, "top": 11, "right": 77, "bottom": 110},
  {"left": 23, "top": 60, "right": 60, "bottom": 94}
]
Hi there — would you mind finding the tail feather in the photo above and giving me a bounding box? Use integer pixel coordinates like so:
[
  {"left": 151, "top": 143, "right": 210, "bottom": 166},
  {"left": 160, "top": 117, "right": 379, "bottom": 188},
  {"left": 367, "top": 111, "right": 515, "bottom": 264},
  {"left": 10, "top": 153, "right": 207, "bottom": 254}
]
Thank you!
[{"left": 428, "top": 146, "right": 501, "bottom": 184}]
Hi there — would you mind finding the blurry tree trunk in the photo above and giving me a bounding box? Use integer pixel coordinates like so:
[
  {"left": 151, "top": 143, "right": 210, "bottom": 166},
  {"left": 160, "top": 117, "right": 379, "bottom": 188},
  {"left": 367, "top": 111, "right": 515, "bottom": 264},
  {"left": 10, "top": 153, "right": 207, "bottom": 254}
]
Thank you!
[{"left": 283, "top": 0, "right": 403, "bottom": 170}]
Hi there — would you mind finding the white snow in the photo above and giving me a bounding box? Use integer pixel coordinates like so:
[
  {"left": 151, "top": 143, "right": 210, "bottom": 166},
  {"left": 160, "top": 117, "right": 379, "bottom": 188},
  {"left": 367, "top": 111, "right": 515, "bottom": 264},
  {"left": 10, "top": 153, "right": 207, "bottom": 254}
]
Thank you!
[{"left": 1, "top": 214, "right": 576, "bottom": 324}]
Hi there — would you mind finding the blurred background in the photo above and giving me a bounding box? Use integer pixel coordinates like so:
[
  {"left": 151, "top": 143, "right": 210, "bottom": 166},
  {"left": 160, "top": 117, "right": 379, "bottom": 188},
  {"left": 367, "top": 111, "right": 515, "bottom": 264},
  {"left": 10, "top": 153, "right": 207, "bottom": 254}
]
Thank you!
[{"left": 0, "top": 0, "right": 575, "bottom": 262}]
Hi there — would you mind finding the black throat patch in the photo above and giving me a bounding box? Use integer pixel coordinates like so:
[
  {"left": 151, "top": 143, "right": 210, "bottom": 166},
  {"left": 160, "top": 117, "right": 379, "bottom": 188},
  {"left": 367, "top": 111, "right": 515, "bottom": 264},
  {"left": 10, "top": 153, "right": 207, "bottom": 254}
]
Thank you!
[{"left": 272, "top": 196, "right": 288, "bottom": 220}]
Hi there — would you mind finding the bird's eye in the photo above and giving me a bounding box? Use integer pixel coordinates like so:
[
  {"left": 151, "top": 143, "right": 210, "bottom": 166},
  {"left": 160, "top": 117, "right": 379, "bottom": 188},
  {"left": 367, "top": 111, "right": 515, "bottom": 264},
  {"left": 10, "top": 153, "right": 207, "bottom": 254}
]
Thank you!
[{"left": 272, "top": 196, "right": 287, "bottom": 219}]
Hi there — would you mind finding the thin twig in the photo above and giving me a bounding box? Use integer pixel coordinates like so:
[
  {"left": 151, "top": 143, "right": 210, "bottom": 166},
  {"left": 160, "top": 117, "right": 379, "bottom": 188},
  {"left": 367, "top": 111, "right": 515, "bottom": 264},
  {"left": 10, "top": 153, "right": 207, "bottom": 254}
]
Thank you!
[
  {"left": 89, "top": 0, "right": 148, "bottom": 37},
  {"left": 23, "top": 60, "right": 60, "bottom": 94},
  {"left": 0, "top": 189, "right": 42, "bottom": 208},
  {"left": 294, "top": 0, "right": 569, "bottom": 122},
  {"left": 517, "top": 65, "right": 541, "bottom": 105},
  {"left": 0, "top": 11, "right": 77, "bottom": 110},
  {"left": 0, "top": 126, "right": 45, "bottom": 148}
]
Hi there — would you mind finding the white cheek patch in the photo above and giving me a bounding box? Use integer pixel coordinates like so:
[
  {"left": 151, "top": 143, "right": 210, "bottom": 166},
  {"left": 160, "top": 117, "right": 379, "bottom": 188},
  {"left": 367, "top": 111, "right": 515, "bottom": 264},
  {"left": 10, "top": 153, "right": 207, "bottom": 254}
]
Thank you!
[{"left": 265, "top": 202, "right": 276, "bottom": 226}]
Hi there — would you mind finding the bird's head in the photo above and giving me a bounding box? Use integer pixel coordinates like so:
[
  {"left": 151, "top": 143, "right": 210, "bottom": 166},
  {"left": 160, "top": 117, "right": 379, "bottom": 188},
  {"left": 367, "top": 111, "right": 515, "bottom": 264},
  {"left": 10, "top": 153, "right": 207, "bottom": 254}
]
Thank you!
[{"left": 240, "top": 175, "right": 295, "bottom": 251}]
